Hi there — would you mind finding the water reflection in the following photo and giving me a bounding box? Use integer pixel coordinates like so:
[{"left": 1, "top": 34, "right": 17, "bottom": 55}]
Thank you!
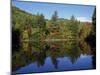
[{"left": 12, "top": 40, "right": 96, "bottom": 74}]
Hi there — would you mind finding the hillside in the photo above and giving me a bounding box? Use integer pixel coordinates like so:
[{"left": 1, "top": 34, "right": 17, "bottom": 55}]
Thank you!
[{"left": 12, "top": 6, "right": 93, "bottom": 42}]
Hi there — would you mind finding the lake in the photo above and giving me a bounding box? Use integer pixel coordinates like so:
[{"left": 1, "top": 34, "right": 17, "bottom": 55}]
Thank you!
[{"left": 12, "top": 40, "right": 96, "bottom": 74}]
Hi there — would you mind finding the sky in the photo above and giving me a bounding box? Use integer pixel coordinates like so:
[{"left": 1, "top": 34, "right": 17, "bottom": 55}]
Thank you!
[{"left": 12, "top": 1, "right": 95, "bottom": 22}]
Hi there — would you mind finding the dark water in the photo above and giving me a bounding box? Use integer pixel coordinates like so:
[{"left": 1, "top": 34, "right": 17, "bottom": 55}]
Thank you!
[{"left": 12, "top": 40, "right": 96, "bottom": 74}]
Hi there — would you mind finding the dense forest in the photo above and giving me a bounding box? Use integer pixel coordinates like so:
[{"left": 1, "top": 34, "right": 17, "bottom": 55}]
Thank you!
[
  {"left": 12, "top": 6, "right": 95, "bottom": 41},
  {"left": 12, "top": 6, "right": 96, "bottom": 53}
]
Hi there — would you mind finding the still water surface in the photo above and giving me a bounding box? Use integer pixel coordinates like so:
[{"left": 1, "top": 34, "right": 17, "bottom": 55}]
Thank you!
[{"left": 12, "top": 40, "right": 95, "bottom": 74}]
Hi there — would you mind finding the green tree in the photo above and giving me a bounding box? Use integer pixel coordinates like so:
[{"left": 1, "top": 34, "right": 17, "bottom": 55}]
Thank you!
[
  {"left": 34, "top": 13, "right": 46, "bottom": 29},
  {"left": 51, "top": 11, "right": 59, "bottom": 30},
  {"left": 92, "top": 8, "right": 96, "bottom": 35},
  {"left": 51, "top": 11, "right": 58, "bottom": 22},
  {"left": 67, "top": 15, "right": 79, "bottom": 39}
]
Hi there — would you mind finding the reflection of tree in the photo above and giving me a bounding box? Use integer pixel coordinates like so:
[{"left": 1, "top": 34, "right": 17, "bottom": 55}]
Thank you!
[
  {"left": 13, "top": 40, "right": 94, "bottom": 71},
  {"left": 79, "top": 40, "right": 96, "bottom": 69},
  {"left": 52, "top": 57, "right": 58, "bottom": 69},
  {"left": 35, "top": 50, "right": 46, "bottom": 67},
  {"left": 12, "top": 41, "right": 49, "bottom": 71},
  {"left": 79, "top": 40, "right": 91, "bottom": 55},
  {"left": 66, "top": 43, "right": 81, "bottom": 64},
  {"left": 12, "top": 51, "right": 33, "bottom": 71},
  {"left": 12, "top": 28, "right": 21, "bottom": 54},
  {"left": 50, "top": 49, "right": 60, "bottom": 69},
  {"left": 47, "top": 41, "right": 81, "bottom": 67}
]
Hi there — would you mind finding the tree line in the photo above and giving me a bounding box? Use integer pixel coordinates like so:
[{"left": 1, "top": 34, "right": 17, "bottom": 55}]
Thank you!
[{"left": 12, "top": 6, "right": 95, "bottom": 45}]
